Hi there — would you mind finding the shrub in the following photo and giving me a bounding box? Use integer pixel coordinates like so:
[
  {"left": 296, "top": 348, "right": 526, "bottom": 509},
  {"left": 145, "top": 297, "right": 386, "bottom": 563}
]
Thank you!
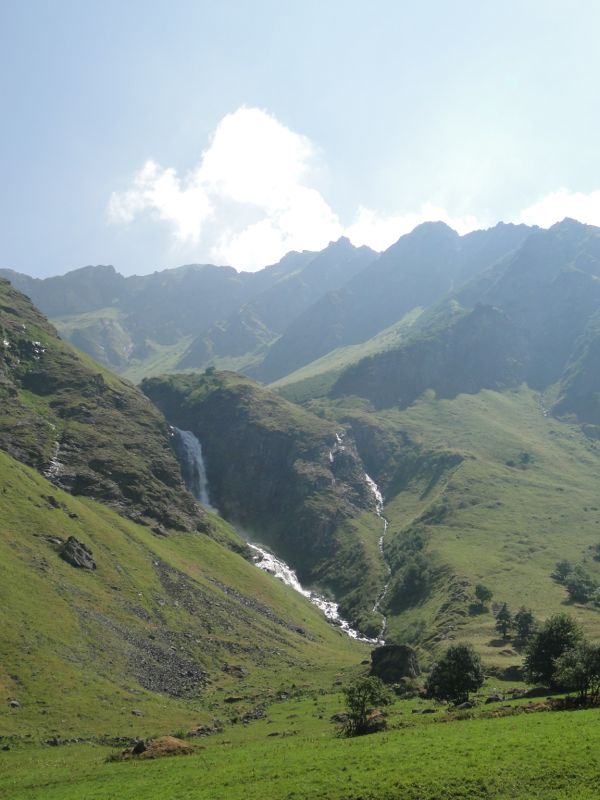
[
  {"left": 342, "top": 676, "right": 392, "bottom": 736},
  {"left": 426, "top": 643, "right": 485, "bottom": 704},
  {"left": 474, "top": 584, "right": 493, "bottom": 609},
  {"left": 552, "top": 560, "right": 573, "bottom": 583},
  {"left": 565, "top": 565, "right": 597, "bottom": 603}
]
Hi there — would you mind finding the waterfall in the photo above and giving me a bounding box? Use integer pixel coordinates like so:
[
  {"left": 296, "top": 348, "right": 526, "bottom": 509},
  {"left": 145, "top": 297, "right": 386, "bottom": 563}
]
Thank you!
[
  {"left": 172, "top": 428, "right": 213, "bottom": 509},
  {"left": 249, "top": 543, "right": 377, "bottom": 643},
  {"left": 365, "top": 472, "right": 391, "bottom": 643}
]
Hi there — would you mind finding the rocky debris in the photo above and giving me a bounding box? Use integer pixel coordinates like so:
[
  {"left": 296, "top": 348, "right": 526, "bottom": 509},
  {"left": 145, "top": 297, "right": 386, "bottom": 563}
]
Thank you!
[
  {"left": 116, "top": 736, "right": 195, "bottom": 761},
  {"left": 236, "top": 705, "right": 266, "bottom": 724},
  {"left": 131, "top": 709, "right": 144, "bottom": 717},
  {"left": 485, "top": 694, "right": 504, "bottom": 704},
  {"left": 221, "top": 664, "right": 248, "bottom": 679},
  {"left": 59, "top": 537, "right": 96, "bottom": 570},
  {"left": 370, "top": 644, "right": 420, "bottom": 683},
  {"left": 456, "top": 701, "right": 475, "bottom": 710},
  {"left": 188, "top": 721, "right": 223, "bottom": 738},
  {"left": 78, "top": 606, "right": 209, "bottom": 698},
  {"left": 330, "top": 712, "right": 349, "bottom": 724},
  {"left": 522, "top": 686, "right": 552, "bottom": 699}
]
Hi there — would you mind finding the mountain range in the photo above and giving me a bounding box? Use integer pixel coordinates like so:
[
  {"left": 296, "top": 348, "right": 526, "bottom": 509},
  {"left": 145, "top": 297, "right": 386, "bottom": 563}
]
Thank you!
[{"left": 5, "top": 217, "right": 600, "bottom": 741}]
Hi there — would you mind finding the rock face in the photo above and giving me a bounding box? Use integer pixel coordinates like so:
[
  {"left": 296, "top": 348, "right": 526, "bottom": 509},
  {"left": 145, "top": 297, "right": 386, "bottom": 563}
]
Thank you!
[
  {"left": 59, "top": 536, "right": 96, "bottom": 570},
  {"left": 370, "top": 644, "right": 420, "bottom": 683}
]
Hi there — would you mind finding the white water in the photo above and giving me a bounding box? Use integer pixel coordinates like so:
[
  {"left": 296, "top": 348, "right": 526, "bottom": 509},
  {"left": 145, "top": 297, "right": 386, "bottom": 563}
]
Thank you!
[
  {"left": 172, "top": 427, "right": 213, "bottom": 509},
  {"left": 365, "top": 472, "right": 391, "bottom": 642},
  {"left": 249, "top": 543, "right": 376, "bottom": 643}
]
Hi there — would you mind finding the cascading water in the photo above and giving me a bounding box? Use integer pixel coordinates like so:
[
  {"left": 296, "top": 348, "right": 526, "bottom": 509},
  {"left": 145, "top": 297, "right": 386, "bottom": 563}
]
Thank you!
[
  {"left": 365, "top": 472, "right": 391, "bottom": 642},
  {"left": 249, "top": 543, "right": 376, "bottom": 643},
  {"left": 172, "top": 427, "right": 214, "bottom": 509},
  {"left": 170, "top": 425, "right": 383, "bottom": 644}
]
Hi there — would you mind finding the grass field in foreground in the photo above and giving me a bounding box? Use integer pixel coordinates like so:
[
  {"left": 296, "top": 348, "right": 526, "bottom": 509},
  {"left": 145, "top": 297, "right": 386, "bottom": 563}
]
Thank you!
[{"left": 2, "top": 691, "right": 600, "bottom": 800}]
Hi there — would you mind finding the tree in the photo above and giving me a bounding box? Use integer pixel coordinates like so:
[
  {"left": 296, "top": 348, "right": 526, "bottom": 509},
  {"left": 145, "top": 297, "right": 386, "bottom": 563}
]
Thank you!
[
  {"left": 426, "top": 643, "right": 485, "bottom": 704},
  {"left": 495, "top": 603, "right": 512, "bottom": 639},
  {"left": 554, "top": 642, "right": 600, "bottom": 701},
  {"left": 552, "top": 560, "right": 572, "bottom": 583},
  {"left": 565, "top": 565, "right": 597, "bottom": 603},
  {"left": 513, "top": 607, "right": 536, "bottom": 646},
  {"left": 524, "top": 613, "right": 583, "bottom": 686},
  {"left": 342, "top": 676, "right": 391, "bottom": 736},
  {"left": 474, "top": 584, "right": 493, "bottom": 609}
]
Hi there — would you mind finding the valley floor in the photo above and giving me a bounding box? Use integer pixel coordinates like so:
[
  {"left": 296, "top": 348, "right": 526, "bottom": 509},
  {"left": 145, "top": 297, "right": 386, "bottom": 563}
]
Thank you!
[{"left": 3, "top": 686, "right": 600, "bottom": 800}]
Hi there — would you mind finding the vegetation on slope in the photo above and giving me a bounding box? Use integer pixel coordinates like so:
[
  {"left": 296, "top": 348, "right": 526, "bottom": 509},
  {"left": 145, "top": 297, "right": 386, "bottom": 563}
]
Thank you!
[
  {"left": 0, "top": 449, "right": 366, "bottom": 740},
  {"left": 0, "top": 278, "right": 216, "bottom": 537},
  {"left": 142, "top": 370, "right": 385, "bottom": 633}
]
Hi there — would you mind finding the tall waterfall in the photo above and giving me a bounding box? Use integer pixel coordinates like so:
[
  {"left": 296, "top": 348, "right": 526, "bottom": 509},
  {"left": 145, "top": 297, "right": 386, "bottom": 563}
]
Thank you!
[{"left": 172, "top": 427, "right": 213, "bottom": 509}]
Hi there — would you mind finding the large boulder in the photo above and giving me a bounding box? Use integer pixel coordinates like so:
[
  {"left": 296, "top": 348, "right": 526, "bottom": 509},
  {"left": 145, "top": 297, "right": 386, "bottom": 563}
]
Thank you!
[
  {"left": 59, "top": 536, "right": 96, "bottom": 570},
  {"left": 370, "top": 644, "right": 420, "bottom": 683}
]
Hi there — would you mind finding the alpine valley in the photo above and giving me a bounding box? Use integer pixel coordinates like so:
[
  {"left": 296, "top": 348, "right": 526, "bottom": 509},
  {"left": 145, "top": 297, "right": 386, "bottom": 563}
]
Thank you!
[{"left": 4, "top": 219, "right": 600, "bottom": 799}]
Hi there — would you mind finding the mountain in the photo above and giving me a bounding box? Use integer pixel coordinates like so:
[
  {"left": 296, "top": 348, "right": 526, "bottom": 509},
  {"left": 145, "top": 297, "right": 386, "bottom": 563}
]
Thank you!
[
  {"left": 252, "top": 222, "right": 533, "bottom": 382},
  {"left": 177, "top": 238, "right": 377, "bottom": 370},
  {"left": 0, "top": 277, "right": 227, "bottom": 541},
  {"left": 0, "top": 280, "right": 369, "bottom": 738},
  {"left": 142, "top": 370, "right": 386, "bottom": 633},
  {"left": 0, "top": 240, "right": 377, "bottom": 380}
]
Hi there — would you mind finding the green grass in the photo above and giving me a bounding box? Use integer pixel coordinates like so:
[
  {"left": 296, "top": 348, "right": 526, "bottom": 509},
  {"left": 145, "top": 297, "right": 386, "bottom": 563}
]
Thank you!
[
  {"left": 272, "top": 308, "right": 423, "bottom": 404},
  {"left": 0, "top": 449, "right": 367, "bottom": 741},
  {"left": 3, "top": 693, "right": 600, "bottom": 799},
  {"left": 319, "top": 385, "right": 600, "bottom": 663}
]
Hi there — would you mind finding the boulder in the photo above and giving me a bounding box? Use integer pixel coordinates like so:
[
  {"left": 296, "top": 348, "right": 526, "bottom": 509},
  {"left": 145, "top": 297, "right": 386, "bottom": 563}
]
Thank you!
[
  {"left": 370, "top": 644, "right": 420, "bottom": 683},
  {"left": 456, "top": 701, "right": 475, "bottom": 709},
  {"left": 59, "top": 537, "right": 96, "bottom": 570},
  {"left": 485, "top": 694, "right": 503, "bottom": 704}
]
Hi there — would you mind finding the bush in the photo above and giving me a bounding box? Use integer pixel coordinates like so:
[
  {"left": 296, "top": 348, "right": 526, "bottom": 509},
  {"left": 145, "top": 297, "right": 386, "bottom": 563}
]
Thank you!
[
  {"left": 474, "top": 584, "right": 493, "bottom": 609},
  {"left": 342, "top": 676, "right": 392, "bottom": 736},
  {"left": 552, "top": 560, "right": 573, "bottom": 583},
  {"left": 565, "top": 565, "right": 597, "bottom": 603},
  {"left": 524, "top": 613, "right": 583, "bottom": 686},
  {"left": 426, "top": 643, "right": 485, "bottom": 704}
]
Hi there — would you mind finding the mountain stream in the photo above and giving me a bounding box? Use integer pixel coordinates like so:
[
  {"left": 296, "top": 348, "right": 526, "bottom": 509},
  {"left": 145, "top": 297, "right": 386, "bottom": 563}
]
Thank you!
[{"left": 172, "top": 427, "right": 388, "bottom": 644}]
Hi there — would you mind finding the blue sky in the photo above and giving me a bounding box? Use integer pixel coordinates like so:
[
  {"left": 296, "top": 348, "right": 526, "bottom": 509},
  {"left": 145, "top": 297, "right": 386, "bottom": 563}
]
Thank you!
[{"left": 2, "top": 1, "right": 600, "bottom": 276}]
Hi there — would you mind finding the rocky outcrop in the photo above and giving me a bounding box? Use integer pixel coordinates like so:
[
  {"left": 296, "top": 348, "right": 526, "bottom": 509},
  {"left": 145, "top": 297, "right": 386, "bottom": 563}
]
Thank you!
[
  {"left": 59, "top": 537, "right": 96, "bottom": 570},
  {"left": 370, "top": 644, "right": 420, "bottom": 683}
]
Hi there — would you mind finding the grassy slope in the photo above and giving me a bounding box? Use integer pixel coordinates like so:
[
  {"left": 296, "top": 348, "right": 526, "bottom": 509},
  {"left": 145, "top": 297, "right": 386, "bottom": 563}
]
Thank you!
[
  {"left": 4, "top": 690, "right": 600, "bottom": 799},
  {"left": 271, "top": 308, "right": 423, "bottom": 403},
  {"left": 0, "top": 449, "right": 367, "bottom": 741},
  {"left": 320, "top": 386, "right": 600, "bottom": 667}
]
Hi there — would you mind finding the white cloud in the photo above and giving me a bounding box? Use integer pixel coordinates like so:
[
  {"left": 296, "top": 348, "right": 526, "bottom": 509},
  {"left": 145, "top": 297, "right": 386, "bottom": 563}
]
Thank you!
[
  {"left": 108, "top": 106, "right": 343, "bottom": 269},
  {"left": 346, "top": 204, "right": 483, "bottom": 252},
  {"left": 109, "top": 107, "right": 600, "bottom": 271},
  {"left": 517, "top": 188, "right": 600, "bottom": 228}
]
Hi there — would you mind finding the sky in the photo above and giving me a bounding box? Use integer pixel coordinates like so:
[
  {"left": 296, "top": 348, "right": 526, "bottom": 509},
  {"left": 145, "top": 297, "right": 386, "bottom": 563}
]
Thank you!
[{"left": 2, "top": 0, "right": 600, "bottom": 277}]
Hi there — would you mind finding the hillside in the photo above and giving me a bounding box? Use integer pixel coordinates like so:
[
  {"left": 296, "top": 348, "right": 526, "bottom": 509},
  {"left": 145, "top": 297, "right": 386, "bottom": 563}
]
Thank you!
[
  {"left": 142, "top": 370, "right": 386, "bottom": 633},
  {"left": 0, "top": 277, "right": 219, "bottom": 538},
  {"left": 0, "top": 448, "right": 366, "bottom": 740}
]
